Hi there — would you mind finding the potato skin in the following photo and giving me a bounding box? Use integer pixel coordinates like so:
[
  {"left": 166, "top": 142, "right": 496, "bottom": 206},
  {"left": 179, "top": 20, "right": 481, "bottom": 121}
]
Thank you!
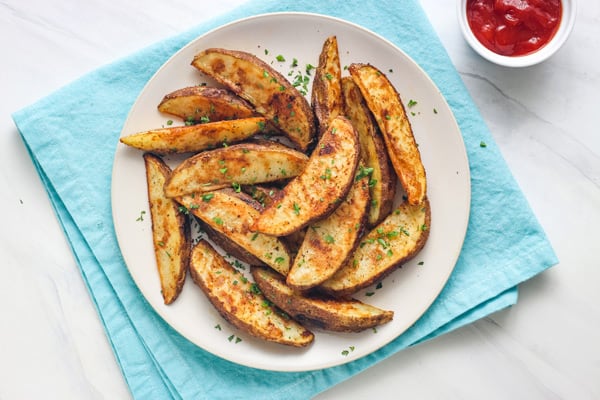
[
  {"left": 190, "top": 241, "right": 314, "bottom": 347},
  {"left": 320, "top": 198, "right": 431, "bottom": 298},
  {"left": 143, "top": 153, "right": 190, "bottom": 304},
  {"left": 348, "top": 63, "right": 426, "bottom": 205},
  {"left": 164, "top": 140, "right": 309, "bottom": 198},
  {"left": 192, "top": 48, "right": 316, "bottom": 151},
  {"left": 286, "top": 171, "right": 370, "bottom": 291},
  {"left": 177, "top": 188, "right": 292, "bottom": 276},
  {"left": 342, "top": 76, "right": 396, "bottom": 227},
  {"left": 158, "top": 86, "right": 255, "bottom": 122},
  {"left": 252, "top": 266, "right": 393, "bottom": 333},
  {"left": 252, "top": 116, "right": 360, "bottom": 236},
  {"left": 311, "top": 36, "right": 344, "bottom": 136},
  {"left": 120, "top": 117, "right": 268, "bottom": 154}
]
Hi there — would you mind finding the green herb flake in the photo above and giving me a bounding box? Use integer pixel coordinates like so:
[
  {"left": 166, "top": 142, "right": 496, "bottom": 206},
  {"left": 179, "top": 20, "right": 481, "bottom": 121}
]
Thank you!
[
  {"left": 213, "top": 216, "right": 223, "bottom": 226},
  {"left": 355, "top": 165, "right": 374, "bottom": 181},
  {"left": 324, "top": 234, "right": 335, "bottom": 244},
  {"left": 251, "top": 232, "right": 259, "bottom": 241},
  {"left": 178, "top": 206, "right": 189, "bottom": 215},
  {"left": 274, "top": 256, "right": 285, "bottom": 264},
  {"left": 136, "top": 210, "right": 146, "bottom": 221},
  {"left": 293, "top": 202, "right": 301, "bottom": 215},
  {"left": 480, "top": 141, "right": 487, "bottom": 148},
  {"left": 407, "top": 99, "right": 418, "bottom": 108},
  {"left": 202, "top": 193, "right": 214, "bottom": 202},
  {"left": 276, "top": 54, "right": 286, "bottom": 62},
  {"left": 166, "top": 119, "right": 173, "bottom": 126},
  {"left": 214, "top": 324, "right": 222, "bottom": 330}
]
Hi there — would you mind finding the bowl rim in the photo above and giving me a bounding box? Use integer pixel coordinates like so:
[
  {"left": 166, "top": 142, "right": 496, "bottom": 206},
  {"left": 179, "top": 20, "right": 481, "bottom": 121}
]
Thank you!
[{"left": 457, "top": 0, "right": 577, "bottom": 67}]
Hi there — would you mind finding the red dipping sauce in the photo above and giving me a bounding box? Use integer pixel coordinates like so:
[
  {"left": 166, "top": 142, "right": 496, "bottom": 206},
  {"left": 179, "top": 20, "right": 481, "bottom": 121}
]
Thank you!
[{"left": 466, "top": 0, "right": 562, "bottom": 56}]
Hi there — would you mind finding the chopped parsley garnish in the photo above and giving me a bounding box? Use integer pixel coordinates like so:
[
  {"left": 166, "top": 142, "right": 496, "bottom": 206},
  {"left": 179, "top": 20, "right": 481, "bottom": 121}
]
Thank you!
[
  {"left": 202, "top": 193, "right": 214, "bottom": 202},
  {"left": 136, "top": 210, "right": 146, "bottom": 221},
  {"left": 407, "top": 99, "right": 418, "bottom": 108}
]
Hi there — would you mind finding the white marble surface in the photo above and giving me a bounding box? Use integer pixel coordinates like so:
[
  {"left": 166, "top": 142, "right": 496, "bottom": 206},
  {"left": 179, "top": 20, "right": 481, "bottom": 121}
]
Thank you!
[{"left": 1, "top": 0, "right": 598, "bottom": 399}]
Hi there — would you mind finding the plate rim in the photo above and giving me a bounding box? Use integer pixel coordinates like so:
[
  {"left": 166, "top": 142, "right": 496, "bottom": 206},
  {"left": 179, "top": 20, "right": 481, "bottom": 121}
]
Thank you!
[{"left": 111, "top": 11, "right": 471, "bottom": 372}]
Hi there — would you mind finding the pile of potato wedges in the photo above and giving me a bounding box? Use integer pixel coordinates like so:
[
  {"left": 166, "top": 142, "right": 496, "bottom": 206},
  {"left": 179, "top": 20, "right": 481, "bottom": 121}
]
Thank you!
[{"left": 121, "top": 36, "right": 430, "bottom": 347}]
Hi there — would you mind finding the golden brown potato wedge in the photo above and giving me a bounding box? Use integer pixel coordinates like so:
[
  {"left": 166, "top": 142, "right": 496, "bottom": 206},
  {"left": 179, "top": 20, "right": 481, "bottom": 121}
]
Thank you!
[
  {"left": 189, "top": 240, "right": 314, "bottom": 347},
  {"left": 348, "top": 63, "right": 426, "bottom": 205},
  {"left": 177, "top": 188, "right": 292, "bottom": 276},
  {"left": 252, "top": 116, "right": 360, "bottom": 236},
  {"left": 342, "top": 77, "right": 396, "bottom": 226},
  {"left": 191, "top": 48, "right": 316, "bottom": 151},
  {"left": 311, "top": 36, "right": 344, "bottom": 136},
  {"left": 120, "top": 117, "right": 267, "bottom": 154},
  {"left": 320, "top": 198, "right": 431, "bottom": 298},
  {"left": 286, "top": 170, "right": 370, "bottom": 291},
  {"left": 164, "top": 140, "right": 309, "bottom": 198},
  {"left": 252, "top": 266, "right": 393, "bottom": 333},
  {"left": 157, "top": 86, "right": 255, "bottom": 122},
  {"left": 143, "top": 153, "right": 190, "bottom": 304}
]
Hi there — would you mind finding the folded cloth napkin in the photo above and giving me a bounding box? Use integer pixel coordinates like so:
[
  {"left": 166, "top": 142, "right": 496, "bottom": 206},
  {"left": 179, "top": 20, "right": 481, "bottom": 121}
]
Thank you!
[{"left": 13, "top": 0, "right": 558, "bottom": 398}]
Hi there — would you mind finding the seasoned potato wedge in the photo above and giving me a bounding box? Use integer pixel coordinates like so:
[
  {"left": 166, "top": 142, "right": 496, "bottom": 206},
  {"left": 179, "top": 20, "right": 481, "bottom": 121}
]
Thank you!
[
  {"left": 120, "top": 117, "right": 267, "bottom": 154},
  {"left": 164, "top": 140, "right": 309, "bottom": 197},
  {"left": 286, "top": 171, "right": 370, "bottom": 291},
  {"left": 157, "top": 86, "right": 255, "bottom": 122},
  {"left": 177, "top": 188, "right": 292, "bottom": 276},
  {"left": 342, "top": 77, "right": 396, "bottom": 226},
  {"left": 311, "top": 36, "right": 344, "bottom": 136},
  {"left": 190, "top": 241, "right": 314, "bottom": 347},
  {"left": 143, "top": 153, "right": 190, "bottom": 304},
  {"left": 320, "top": 198, "right": 431, "bottom": 297},
  {"left": 252, "top": 116, "right": 360, "bottom": 236},
  {"left": 191, "top": 48, "right": 316, "bottom": 151},
  {"left": 348, "top": 63, "right": 426, "bottom": 205},
  {"left": 252, "top": 266, "right": 393, "bottom": 333}
]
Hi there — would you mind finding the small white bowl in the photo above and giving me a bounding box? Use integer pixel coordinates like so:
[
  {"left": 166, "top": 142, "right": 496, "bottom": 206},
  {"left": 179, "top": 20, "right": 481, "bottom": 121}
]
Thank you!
[{"left": 457, "top": 0, "right": 577, "bottom": 67}]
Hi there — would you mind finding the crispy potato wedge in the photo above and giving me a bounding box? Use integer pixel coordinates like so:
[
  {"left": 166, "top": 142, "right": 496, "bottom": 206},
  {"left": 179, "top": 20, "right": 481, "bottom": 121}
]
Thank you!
[
  {"left": 164, "top": 140, "right": 309, "bottom": 197},
  {"left": 252, "top": 266, "right": 393, "bottom": 333},
  {"left": 348, "top": 63, "right": 427, "bottom": 205},
  {"left": 143, "top": 153, "right": 190, "bottom": 304},
  {"left": 177, "top": 188, "right": 292, "bottom": 276},
  {"left": 311, "top": 36, "right": 344, "bottom": 136},
  {"left": 252, "top": 116, "right": 360, "bottom": 236},
  {"left": 191, "top": 48, "right": 316, "bottom": 151},
  {"left": 320, "top": 198, "right": 431, "bottom": 298},
  {"left": 157, "top": 86, "right": 255, "bottom": 122},
  {"left": 342, "top": 77, "right": 396, "bottom": 226},
  {"left": 286, "top": 170, "right": 370, "bottom": 291},
  {"left": 189, "top": 240, "right": 314, "bottom": 347},
  {"left": 120, "top": 117, "right": 268, "bottom": 154}
]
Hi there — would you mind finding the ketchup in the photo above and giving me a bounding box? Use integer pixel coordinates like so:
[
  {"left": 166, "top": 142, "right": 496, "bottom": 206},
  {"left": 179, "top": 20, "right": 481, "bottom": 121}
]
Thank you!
[{"left": 466, "top": 0, "right": 562, "bottom": 56}]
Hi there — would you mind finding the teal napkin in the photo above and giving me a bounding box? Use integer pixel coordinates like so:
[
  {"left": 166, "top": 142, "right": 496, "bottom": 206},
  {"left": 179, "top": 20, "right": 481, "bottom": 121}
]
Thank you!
[{"left": 13, "top": 0, "right": 558, "bottom": 398}]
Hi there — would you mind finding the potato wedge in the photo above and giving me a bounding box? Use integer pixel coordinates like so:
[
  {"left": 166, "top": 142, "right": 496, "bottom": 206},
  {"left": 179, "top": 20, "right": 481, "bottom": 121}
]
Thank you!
[
  {"left": 164, "top": 140, "right": 309, "bottom": 197},
  {"left": 311, "top": 36, "right": 344, "bottom": 136},
  {"left": 252, "top": 116, "right": 360, "bottom": 236},
  {"left": 320, "top": 198, "right": 431, "bottom": 298},
  {"left": 157, "top": 86, "right": 255, "bottom": 122},
  {"left": 191, "top": 48, "right": 316, "bottom": 151},
  {"left": 120, "top": 117, "right": 267, "bottom": 154},
  {"left": 143, "top": 153, "right": 190, "bottom": 304},
  {"left": 348, "top": 63, "right": 426, "bottom": 205},
  {"left": 342, "top": 77, "right": 396, "bottom": 226},
  {"left": 286, "top": 170, "right": 370, "bottom": 291},
  {"left": 177, "top": 188, "right": 292, "bottom": 276},
  {"left": 252, "top": 266, "right": 393, "bottom": 333},
  {"left": 189, "top": 240, "right": 314, "bottom": 347}
]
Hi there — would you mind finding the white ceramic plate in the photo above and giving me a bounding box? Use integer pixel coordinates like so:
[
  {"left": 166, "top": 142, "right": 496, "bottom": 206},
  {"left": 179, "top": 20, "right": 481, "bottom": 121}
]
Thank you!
[{"left": 112, "top": 12, "right": 470, "bottom": 372}]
